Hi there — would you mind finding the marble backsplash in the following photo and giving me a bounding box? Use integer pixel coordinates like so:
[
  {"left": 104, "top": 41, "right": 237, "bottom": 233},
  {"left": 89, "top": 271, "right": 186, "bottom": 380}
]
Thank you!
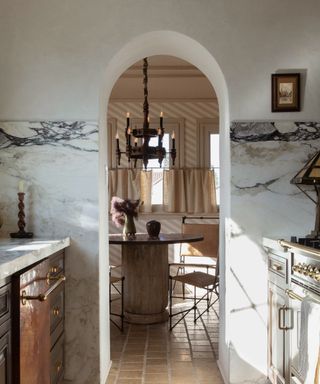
[
  {"left": 1, "top": 119, "right": 319, "bottom": 384},
  {"left": 0, "top": 121, "right": 100, "bottom": 383},
  {"left": 229, "top": 121, "right": 320, "bottom": 383}
]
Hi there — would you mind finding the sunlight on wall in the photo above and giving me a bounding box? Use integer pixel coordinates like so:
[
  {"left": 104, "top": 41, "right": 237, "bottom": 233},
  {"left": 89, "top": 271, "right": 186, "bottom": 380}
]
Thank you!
[{"left": 229, "top": 219, "right": 268, "bottom": 380}]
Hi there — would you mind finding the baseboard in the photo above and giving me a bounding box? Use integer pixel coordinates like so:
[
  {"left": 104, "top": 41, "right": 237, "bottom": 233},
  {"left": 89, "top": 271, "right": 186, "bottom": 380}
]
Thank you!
[
  {"left": 217, "top": 359, "right": 229, "bottom": 384},
  {"left": 103, "top": 360, "right": 113, "bottom": 384}
]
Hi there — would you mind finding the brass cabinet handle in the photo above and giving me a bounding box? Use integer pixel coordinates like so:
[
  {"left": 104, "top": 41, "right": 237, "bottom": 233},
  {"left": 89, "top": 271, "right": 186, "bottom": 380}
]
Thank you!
[
  {"left": 278, "top": 305, "right": 293, "bottom": 330},
  {"left": 53, "top": 307, "right": 60, "bottom": 316},
  {"left": 272, "top": 264, "right": 282, "bottom": 271},
  {"left": 56, "top": 361, "right": 62, "bottom": 373},
  {"left": 21, "top": 276, "right": 66, "bottom": 305}
]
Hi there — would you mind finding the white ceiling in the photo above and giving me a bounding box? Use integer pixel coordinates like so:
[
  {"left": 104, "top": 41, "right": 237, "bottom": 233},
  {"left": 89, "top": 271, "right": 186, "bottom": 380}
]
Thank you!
[{"left": 109, "top": 55, "right": 216, "bottom": 101}]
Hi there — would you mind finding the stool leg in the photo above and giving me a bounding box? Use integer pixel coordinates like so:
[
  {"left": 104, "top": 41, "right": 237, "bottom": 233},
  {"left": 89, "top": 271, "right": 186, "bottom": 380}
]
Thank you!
[
  {"left": 169, "top": 276, "right": 173, "bottom": 330},
  {"left": 194, "top": 285, "right": 196, "bottom": 322},
  {"left": 121, "top": 277, "right": 124, "bottom": 332}
]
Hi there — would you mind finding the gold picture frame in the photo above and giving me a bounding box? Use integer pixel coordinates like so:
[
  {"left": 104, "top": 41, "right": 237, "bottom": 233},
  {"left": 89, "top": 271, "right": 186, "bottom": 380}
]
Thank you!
[{"left": 272, "top": 73, "right": 300, "bottom": 112}]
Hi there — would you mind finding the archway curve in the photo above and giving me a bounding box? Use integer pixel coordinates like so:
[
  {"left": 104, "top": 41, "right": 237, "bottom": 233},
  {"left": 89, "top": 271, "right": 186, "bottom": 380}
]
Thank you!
[{"left": 98, "top": 30, "right": 230, "bottom": 383}]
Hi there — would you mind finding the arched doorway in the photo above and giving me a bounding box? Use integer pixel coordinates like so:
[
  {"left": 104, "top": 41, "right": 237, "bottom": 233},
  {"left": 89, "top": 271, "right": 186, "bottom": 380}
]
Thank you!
[{"left": 98, "top": 30, "right": 230, "bottom": 383}]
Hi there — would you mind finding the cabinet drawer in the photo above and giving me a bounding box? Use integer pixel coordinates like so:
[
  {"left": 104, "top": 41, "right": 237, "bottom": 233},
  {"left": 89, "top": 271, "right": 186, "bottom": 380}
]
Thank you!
[
  {"left": 49, "top": 252, "right": 64, "bottom": 276},
  {"left": 268, "top": 252, "right": 288, "bottom": 287},
  {"left": 50, "top": 334, "right": 64, "bottom": 384},
  {"left": 0, "top": 283, "right": 11, "bottom": 328},
  {"left": 50, "top": 282, "right": 64, "bottom": 343},
  {"left": 0, "top": 323, "right": 11, "bottom": 384}
]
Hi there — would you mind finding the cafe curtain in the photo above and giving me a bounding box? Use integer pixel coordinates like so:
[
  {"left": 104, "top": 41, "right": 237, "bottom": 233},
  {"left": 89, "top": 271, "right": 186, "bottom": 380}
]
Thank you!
[
  {"left": 108, "top": 168, "right": 217, "bottom": 214},
  {"left": 163, "top": 168, "right": 217, "bottom": 213},
  {"left": 108, "top": 169, "right": 153, "bottom": 213}
]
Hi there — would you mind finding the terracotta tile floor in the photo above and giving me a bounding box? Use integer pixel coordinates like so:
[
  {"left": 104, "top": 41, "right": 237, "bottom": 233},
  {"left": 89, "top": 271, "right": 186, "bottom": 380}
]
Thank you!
[{"left": 107, "top": 297, "right": 222, "bottom": 384}]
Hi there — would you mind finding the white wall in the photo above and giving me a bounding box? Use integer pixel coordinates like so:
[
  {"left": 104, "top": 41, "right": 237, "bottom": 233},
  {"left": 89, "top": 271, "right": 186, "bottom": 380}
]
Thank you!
[{"left": 0, "top": 0, "right": 320, "bottom": 121}]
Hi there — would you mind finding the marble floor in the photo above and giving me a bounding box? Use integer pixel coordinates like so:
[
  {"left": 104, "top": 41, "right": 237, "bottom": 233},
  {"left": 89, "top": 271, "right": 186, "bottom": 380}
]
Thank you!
[{"left": 107, "top": 296, "right": 222, "bottom": 384}]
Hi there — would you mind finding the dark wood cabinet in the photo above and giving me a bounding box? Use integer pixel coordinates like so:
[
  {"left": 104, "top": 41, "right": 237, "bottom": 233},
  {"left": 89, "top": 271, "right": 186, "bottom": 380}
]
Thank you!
[
  {"left": 0, "top": 279, "right": 12, "bottom": 384},
  {"left": 12, "top": 251, "right": 65, "bottom": 384}
]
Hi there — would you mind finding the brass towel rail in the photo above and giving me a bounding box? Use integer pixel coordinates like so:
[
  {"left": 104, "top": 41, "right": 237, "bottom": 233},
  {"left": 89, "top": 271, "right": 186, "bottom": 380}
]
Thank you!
[
  {"left": 21, "top": 275, "right": 66, "bottom": 305},
  {"left": 285, "top": 289, "right": 320, "bottom": 303},
  {"left": 278, "top": 239, "right": 320, "bottom": 258}
]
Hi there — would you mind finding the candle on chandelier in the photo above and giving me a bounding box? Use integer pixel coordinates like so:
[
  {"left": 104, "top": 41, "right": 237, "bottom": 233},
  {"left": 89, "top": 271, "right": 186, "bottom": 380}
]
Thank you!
[
  {"left": 158, "top": 128, "right": 162, "bottom": 146},
  {"left": 126, "top": 112, "right": 130, "bottom": 128},
  {"left": 171, "top": 131, "right": 176, "bottom": 149},
  {"left": 18, "top": 180, "right": 24, "bottom": 193},
  {"left": 160, "top": 111, "right": 163, "bottom": 129},
  {"left": 115, "top": 132, "right": 120, "bottom": 151},
  {"left": 127, "top": 127, "right": 131, "bottom": 146}
]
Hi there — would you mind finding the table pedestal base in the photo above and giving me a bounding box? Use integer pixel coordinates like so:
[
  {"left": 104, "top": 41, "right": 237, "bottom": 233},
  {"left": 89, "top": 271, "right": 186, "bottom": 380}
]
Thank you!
[
  {"left": 122, "top": 243, "right": 169, "bottom": 324},
  {"left": 124, "top": 310, "right": 169, "bottom": 325}
]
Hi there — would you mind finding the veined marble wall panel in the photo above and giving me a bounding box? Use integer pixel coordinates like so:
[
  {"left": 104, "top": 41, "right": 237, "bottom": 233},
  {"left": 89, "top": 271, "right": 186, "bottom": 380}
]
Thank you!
[
  {"left": 0, "top": 121, "right": 100, "bottom": 383},
  {"left": 108, "top": 101, "right": 219, "bottom": 168},
  {"left": 229, "top": 121, "right": 320, "bottom": 383}
]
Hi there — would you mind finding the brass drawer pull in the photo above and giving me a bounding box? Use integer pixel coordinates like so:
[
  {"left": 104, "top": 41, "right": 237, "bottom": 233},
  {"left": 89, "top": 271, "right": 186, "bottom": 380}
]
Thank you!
[
  {"left": 53, "top": 307, "right": 60, "bottom": 316},
  {"left": 56, "top": 361, "right": 62, "bottom": 373},
  {"left": 21, "top": 276, "right": 66, "bottom": 305},
  {"left": 272, "top": 264, "right": 282, "bottom": 271}
]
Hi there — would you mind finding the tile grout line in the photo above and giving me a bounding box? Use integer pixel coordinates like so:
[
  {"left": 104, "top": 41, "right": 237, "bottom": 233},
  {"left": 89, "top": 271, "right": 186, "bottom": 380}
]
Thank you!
[
  {"left": 114, "top": 323, "right": 131, "bottom": 384},
  {"left": 141, "top": 325, "right": 149, "bottom": 384}
]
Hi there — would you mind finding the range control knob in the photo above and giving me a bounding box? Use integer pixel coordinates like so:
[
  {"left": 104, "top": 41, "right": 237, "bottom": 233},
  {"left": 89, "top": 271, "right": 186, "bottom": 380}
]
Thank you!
[
  {"left": 303, "top": 264, "right": 309, "bottom": 276},
  {"left": 313, "top": 268, "right": 320, "bottom": 281},
  {"left": 307, "top": 265, "right": 314, "bottom": 277},
  {"left": 292, "top": 263, "right": 303, "bottom": 274}
]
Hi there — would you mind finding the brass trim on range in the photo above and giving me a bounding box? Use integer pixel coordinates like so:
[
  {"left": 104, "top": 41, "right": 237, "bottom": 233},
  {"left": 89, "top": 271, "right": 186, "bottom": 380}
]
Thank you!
[
  {"left": 278, "top": 239, "right": 320, "bottom": 258},
  {"left": 285, "top": 289, "right": 304, "bottom": 302},
  {"left": 21, "top": 276, "right": 66, "bottom": 305}
]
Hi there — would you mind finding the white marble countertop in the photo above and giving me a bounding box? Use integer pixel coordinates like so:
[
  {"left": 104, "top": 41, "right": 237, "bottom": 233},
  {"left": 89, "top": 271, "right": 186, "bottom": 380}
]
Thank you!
[{"left": 0, "top": 237, "right": 70, "bottom": 280}]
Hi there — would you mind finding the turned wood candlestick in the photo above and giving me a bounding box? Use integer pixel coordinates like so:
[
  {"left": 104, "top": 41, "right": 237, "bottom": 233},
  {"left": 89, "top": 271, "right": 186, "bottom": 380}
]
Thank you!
[{"left": 10, "top": 193, "right": 33, "bottom": 238}]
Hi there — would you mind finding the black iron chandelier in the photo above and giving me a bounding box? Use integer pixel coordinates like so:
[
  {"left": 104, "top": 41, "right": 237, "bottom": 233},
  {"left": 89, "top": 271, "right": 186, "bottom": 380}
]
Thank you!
[{"left": 115, "top": 57, "right": 176, "bottom": 170}]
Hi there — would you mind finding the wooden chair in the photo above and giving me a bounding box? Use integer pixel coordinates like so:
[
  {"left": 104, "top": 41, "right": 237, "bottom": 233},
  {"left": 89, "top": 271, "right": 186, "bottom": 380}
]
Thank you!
[
  {"left": 169, "top": 216, "right": 219, "bottom": 330},
  {"left": 109, "top": 266, "right": 124, "bottom": 332}
]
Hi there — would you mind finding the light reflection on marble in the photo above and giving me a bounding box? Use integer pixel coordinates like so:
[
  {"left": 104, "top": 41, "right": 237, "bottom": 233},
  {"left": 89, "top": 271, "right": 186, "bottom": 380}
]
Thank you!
[
  {"left": 229, "top": 121, "right": 320, "bottom": 384},
  {"left": 0, "top": 121, "right": 99, "bottom": 383},
  {"left": 0, "top": 237, "right": 70, "bottom": 279}
]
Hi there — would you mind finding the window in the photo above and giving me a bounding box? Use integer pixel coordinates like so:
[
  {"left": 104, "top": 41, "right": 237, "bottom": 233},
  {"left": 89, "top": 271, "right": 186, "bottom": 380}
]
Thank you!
[
  {"left": 210, "top": 133, "right": 220, "bottom": 206},
  {"left": 198, "top": 118, "right": 220, "bottom": 206}
]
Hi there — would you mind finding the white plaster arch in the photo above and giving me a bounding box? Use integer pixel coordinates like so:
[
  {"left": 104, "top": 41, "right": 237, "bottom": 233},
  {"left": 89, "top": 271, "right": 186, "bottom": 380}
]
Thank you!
[{"left": 98, "top": 30, "right": 231, "bottom": 383}]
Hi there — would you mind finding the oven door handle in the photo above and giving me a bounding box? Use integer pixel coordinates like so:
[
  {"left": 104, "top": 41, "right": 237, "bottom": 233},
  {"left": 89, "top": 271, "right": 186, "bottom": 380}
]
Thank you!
[
  {"left": 278, "top": 305, "right": 294, "bottom": 330},
  {"left": 20, "top": 275, "right": 66, "bottom": 305}
]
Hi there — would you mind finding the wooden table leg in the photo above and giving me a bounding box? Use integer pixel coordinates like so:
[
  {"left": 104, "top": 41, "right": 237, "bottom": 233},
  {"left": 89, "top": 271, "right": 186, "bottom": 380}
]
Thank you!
[{"left": 122, "top": 243, "right": 169, "bottom": 324}]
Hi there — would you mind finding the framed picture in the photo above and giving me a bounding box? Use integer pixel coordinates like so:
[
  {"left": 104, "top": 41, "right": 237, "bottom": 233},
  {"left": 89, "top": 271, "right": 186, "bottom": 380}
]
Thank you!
[{"left": 271, "top": 73, "right": 300, "bottom": 112}]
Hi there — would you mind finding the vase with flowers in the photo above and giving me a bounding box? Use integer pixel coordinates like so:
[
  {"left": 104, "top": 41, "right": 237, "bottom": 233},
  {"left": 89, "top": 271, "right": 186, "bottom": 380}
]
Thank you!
[{"left": 110, "top": 196, "right": 140, "bottom": 239}]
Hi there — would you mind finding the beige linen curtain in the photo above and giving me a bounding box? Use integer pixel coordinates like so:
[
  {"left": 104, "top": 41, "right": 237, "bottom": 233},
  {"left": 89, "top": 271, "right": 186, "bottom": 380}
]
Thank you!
[
  {"left": 164, "top": 168, "right": 217, "bottom": 213},
  {"left": 108, "top": 169, "right": 153, "bottom": 213},
  {"left": 109, "top": 168, "right": 217, "bottom": 214}
]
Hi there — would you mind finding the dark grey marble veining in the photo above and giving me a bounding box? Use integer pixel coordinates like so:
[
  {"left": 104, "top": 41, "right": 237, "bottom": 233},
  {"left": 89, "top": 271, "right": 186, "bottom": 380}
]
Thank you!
[
  {"left": 231, "top": 122, "right": 320, "bottom": 142},
  {"left": 0, "top": 121, "right": 98, "bottom": 151}
]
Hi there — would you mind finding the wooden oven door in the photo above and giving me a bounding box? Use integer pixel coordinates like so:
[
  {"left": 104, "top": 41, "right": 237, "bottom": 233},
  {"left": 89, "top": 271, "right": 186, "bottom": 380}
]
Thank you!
[{"left": 17, "top": 258, "right": 51, "bottom": 384}]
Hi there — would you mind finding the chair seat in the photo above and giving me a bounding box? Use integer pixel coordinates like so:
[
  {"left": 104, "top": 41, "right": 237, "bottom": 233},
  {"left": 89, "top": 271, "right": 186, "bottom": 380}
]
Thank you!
[
  {"left": 110, "top": 275, "right": 122, "bottom": 284},
  {"left": 172, "top": 271, "right": 217, "bottom": 289}
]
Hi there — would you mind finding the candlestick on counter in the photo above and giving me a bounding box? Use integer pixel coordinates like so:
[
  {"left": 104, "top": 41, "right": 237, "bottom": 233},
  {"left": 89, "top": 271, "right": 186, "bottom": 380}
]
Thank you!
[{"left": 10, "top": 182, "right": 33, "bottom": 238}]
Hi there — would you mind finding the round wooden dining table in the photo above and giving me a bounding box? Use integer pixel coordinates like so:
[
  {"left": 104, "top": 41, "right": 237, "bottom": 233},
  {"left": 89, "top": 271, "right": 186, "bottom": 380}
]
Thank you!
[{"left": 109, "top": 233, "right": 203, "bottom": 324}]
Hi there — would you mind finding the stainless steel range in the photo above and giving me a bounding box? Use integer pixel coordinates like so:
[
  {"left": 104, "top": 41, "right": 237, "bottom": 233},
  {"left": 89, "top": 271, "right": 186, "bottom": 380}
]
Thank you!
[
  {"left": 264, "top": 237, "right": 320, "bottom": 384},
  {"left": 278, "top": 239, "right": 320, "bottom": 383}
]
